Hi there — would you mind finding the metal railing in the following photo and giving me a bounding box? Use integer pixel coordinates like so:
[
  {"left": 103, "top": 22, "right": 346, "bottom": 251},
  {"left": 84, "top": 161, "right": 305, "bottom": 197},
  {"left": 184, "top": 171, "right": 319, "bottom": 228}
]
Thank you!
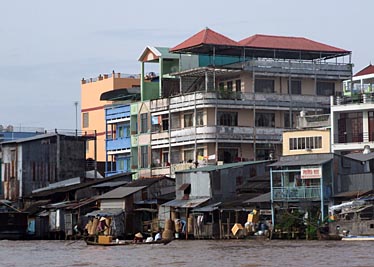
[{"left": 273, "top": 186, "right": 321, "bottom": 201}]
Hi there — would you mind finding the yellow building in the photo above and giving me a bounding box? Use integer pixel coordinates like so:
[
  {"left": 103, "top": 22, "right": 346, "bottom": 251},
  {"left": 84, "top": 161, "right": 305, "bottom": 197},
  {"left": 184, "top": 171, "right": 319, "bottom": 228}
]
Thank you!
[
  {"left": 282, "top": 129, "right": 331, "bottom": 156},
  {"left": 81, "top": 72, "right": 140, "bottom": 169}
]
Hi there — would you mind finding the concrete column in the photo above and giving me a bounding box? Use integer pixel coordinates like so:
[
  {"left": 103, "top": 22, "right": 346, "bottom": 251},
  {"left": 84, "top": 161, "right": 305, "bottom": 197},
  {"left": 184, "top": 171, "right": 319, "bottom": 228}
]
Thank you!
[{"left": 363, "top": 111, "right": 369, "bottom": 142}]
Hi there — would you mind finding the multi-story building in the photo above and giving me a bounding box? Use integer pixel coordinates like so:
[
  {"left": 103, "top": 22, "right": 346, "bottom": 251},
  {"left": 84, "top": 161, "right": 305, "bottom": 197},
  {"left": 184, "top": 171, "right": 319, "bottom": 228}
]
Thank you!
[
  {"left": 332, "top": 64, "right": 374, "bottom": 155},
  {"left": 132, "top": 28, "right": 351, "bottom": 179},
  {"left": 101, "top": 88, "right": 140, "bottom": 176},
  {"left": 81, "top": 71, "right": 140, "bottom": 174}
]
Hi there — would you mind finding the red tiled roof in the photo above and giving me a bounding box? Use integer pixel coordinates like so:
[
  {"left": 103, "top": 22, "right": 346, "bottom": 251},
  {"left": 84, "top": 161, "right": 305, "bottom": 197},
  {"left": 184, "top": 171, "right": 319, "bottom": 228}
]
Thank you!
[
  {"left": 354, "top": 64, "right": 374, "bottom": 77},
  {"left": 239, "top": 34, "right": 349, "bottom": 53},
  {"left": 170, "top": 27, "right": 239, "bottom": 52}
]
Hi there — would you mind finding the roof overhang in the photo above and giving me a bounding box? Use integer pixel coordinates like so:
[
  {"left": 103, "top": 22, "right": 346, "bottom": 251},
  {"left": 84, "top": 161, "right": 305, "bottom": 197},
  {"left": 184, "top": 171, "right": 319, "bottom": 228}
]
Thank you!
[{"left": 162, "top": 197, "right": 210, "bottom": 208}]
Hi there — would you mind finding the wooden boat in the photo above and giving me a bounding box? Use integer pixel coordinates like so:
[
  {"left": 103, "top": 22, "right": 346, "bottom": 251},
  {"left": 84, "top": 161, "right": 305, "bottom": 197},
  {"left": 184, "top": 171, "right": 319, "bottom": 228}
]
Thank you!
[
  {"left": 85, "top": 238, "right": 172, "bottom": 246},
  {"left": 341, "top": 235, "right": 374, "bottom": 241}
]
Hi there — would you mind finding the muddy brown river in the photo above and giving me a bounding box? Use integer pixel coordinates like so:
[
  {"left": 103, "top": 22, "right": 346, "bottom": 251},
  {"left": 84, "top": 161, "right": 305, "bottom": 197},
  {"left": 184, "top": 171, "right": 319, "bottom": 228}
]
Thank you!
[{"left": 0, "top": 239, "right": 373, "bottom": 267}]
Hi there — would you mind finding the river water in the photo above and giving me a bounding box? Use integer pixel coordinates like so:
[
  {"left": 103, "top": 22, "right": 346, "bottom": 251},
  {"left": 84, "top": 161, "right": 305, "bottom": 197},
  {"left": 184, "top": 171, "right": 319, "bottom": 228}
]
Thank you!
[{"left": 0, "top": 239, "right": 373, "bottom": 267}]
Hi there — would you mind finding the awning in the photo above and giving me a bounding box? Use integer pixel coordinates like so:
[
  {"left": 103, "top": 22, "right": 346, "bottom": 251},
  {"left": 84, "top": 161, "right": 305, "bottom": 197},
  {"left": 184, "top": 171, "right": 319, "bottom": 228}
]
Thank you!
[
  {"left": 269, "top": 156, "right": 333, "bottom": 167},
  {"left": 133, "top": 208, "right": 158, "bottom": 213},
  {"left": 192, "top": 202, "right": 221, "bottom": 212},
  {"left": 244, "top": 192, "right": 271, "bottom": 203},
  {"left": 162, "top": 198, "right": 210, "bottom": 208},
  {"left": 85, "top": 208, "right": 124, "bottom": 217},
  {"left": 334, "top": 190, "right": 371, "bottom": 198}
]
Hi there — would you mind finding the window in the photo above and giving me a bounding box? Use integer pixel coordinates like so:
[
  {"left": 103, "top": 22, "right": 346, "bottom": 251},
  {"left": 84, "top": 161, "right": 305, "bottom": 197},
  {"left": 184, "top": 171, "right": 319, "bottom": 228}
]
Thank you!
[
  {"left": 162, "top": 114, "right": 169, "bottom": 131},
  {"left": 227, "top": 81, "right": 233, "bottom": 91},
  {"left": 184, "top": 149, "right": 194, "bottom": 162},
  {"left": 83, "top": 112, "right": 89, "bottom": 128},
  {"left": 196, "top": 111, "right": 204, "bottom": 126},
  {"left": 184, "top": 113, "right": 193, "bottom": 127},
  {"left": 141, "top": 146, "right": 148, "bottom": 168},
  {"left": 317, "top": 81, "right": 335, "bottom": 96},
  {"left": 219, "top": 82, "right": 224, "bottom": 90},
  {"left": 289, "top": 136, "right": 323, "bottom": 150},
  {"left": 140, "top": 113, "right": 148, "bottom": 133},
  {"left": 171, "top": 113, "right": 180, "bottom": 130},
  {"left": 255, "top": 79, "right": 274, "bottom": 93},
  {"left": 288, "top": 80, "right": 301, "bottom": 95},
  {"left": 235, "top": 79, "right": 241, "bottom": 92},
  {"left": 162, "top": 151, "right": 169, "bottom": 166},
  {"left": 117, "top": 125, "right": 126, "bottom": 138},
  {"left": 255, "top": 112, "right": 275, "bottom": 127},
  {"left": 217, "top": 111, "right": 238, "bottom": 126},
  {"left": 284, "top": 112, "right": 291, "bottom": 128}
]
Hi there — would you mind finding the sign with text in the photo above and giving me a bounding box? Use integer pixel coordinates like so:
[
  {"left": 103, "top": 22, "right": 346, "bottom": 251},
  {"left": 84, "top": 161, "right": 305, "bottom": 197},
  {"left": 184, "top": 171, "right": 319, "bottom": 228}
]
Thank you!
[{"left": 301, "top": 166, "right": 322, "bottom": 179}]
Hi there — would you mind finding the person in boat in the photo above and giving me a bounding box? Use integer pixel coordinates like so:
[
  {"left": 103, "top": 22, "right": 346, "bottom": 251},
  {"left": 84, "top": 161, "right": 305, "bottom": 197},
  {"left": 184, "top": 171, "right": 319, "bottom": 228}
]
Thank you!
[
  {"left": 97, "top": 217, "right": 109, "bottom": 234},
  {"left": 133, "top": 232, "right": 143, "bottom": 243}
]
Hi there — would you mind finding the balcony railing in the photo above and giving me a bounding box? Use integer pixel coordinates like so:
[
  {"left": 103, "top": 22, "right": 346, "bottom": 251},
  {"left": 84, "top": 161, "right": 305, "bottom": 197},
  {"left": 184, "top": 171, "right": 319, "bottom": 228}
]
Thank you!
[
  {"left": 106, "top": 137, "right": 131, "bottom": 151},
  {"left": 333, "top": 132, "right": 374, "bottom": 144},
  {"left": 105, "top": 105, "right": 131, "bottom": 121},
  {"left": 272, "top": 186, "right": 321, "bottom": 201}
]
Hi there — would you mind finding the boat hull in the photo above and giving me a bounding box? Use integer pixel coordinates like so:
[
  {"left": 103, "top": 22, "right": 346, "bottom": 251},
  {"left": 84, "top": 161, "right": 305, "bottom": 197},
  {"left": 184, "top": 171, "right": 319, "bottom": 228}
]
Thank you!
[{"left": 85, "top": 239, "right": 172, "bottom": 246}]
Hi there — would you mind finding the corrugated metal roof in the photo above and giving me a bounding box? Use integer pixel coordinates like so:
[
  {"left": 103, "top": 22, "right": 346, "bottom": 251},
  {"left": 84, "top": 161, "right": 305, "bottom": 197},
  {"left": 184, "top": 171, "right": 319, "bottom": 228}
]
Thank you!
[
  {"left": 345, "top": 152, "right": 374, "bottom": 162},
  {"left": 85, "top": 208, "right": 124, "bottom": 217},
  {"left": 98, "top": 186, "right": 145, "bottom": 199},
  {"left": 125, "top": 177, "right": 172, "bottom": 187},
  {"left": 91, "top": 181, "right": 129, "bottom": 188},
  {"left": 269, "top": 154, "right": 333, "bottom": 167},
  {"left": 1, "top": 133, "right": 57, "bottom": 144},
  {"left": 162, "top": 197, "right": 210, "bottom": 208},
  {"left": 244, "top": 192, "right": 271, "bottom": 203},
  {"left": 192, "top": 202, "right": 221, "bottom": 212},
  {"left": 176, "top": 160, "right": 272, "bottom": 173},
  {"left": 334, "top": 190, "right": 372, "bottom": 198}
]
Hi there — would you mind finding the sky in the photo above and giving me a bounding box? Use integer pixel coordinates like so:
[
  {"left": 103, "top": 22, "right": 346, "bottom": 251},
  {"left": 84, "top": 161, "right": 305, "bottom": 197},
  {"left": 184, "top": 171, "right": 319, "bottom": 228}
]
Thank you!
[{"left": 1, "top": 0, "right": 373, "bottom": 131}]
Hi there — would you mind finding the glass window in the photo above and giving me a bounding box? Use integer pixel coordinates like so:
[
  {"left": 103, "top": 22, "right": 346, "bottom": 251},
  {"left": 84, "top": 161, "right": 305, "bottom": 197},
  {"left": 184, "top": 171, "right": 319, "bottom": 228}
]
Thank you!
[
  {"left": 227, "top": 81, "right": 233, "bottom": 91},
  {"left": 255, "top": 112, "right": 275, "bottom": 127},
  {"left": 217, "top": 111, "right": 238, "bottom": 126},
  {"left": 162, "top": 114, "right": 169, "bottom": 131},
  {"left": 219, "top": 82, "right": 224, "bottom": 90},
  {"left": 140, "top": 113, "right": 148, "bottom": 133},
  {"left": 317, "top": 81, "right": 335, "bottom": 96},
  {"left": 235, "top": 79, "right": 241, "bottom": 92},
  {"left": 255, "top": 79, "right": 274, "bottom": 93},
  {"left": 184, "top": 149, "right": 194, "bottom": 162},
  {"left": 184, "top": 113, "right": 193, "bottom": 127},
  {"left": 171, "top": 113, "right": 180, "bottom": 130},
  {"left": 196, "top": 111, "right": 204, "bottom": 126},
  {"left": 141, "top": 146, "right": 148, "bottom": 168},
  {"left": 82, "top": 112, "right": 89, "bottom": 128},
  {"left": 288, "top": 80, "right": 301, "bottom": 95},
  {"left": 284, "top": 112, "right": 291, "bottom": 128}
]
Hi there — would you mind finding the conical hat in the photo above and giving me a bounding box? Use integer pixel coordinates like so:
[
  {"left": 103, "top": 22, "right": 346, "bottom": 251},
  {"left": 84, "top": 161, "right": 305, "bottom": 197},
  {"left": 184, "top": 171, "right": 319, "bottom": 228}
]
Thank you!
[{"left": 135, "top": 232, "right": 143, "bottom": 238}]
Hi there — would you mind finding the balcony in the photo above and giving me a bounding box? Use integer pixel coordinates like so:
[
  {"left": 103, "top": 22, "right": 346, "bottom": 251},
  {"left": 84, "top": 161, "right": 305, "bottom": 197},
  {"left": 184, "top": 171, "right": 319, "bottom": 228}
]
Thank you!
[
  {"left": 105, "top": 105, "right": 131, "bottom": 122},
  {"left": 272, "top": 186, "right": 321, "bottom": 201},
  {"left": 151, "top": 126, "right": 283, "bottom": 148},
  {"left": 166, "top": 91, "right": 330, "bottom": 113},
  {"left": 244, "top": 59, "right": 352, "bottom": 79},
  {"left": 106, "top": 137, "right": 131, "bottom": 151}
]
